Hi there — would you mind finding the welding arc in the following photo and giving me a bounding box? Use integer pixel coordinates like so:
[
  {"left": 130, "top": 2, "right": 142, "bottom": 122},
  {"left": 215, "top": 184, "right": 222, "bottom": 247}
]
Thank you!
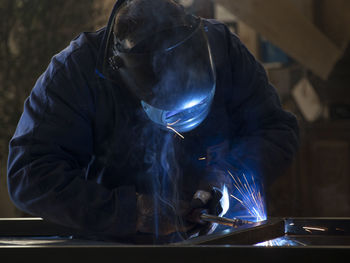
[{"left": 200, "top": 213, "right": 254, "bottom": 227}]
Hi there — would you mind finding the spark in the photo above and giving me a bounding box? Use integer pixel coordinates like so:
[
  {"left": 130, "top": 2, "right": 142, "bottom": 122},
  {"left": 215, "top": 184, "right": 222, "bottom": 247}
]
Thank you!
[
  {"left": 294, "top": 240, "right": 307, "bottom": 246},
  {"left": 166, "top": 125, "right": 184, "bottom": 139},
  {"left": 167, "top": 119, "right": 181, "bottom": 126},
  {"left": 198, "top": 157, "right": 206, "bottom": 161},
  {"left": 302, "top": 226, "right": 327, "bottom": 232},
  {"left": 230, "top": 194, "right": 243, "bottom": 204}
]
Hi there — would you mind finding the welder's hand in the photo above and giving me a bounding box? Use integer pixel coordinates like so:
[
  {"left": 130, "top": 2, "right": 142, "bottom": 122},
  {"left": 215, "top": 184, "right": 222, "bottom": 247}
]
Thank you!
[
  {"left": 192, "top": 188, "right": 223, "bottom": 215},
  {"left": 136, "top": 194, "right": 194, "bottom": 236},
  {"left": 186, "top": 188, "right": 223, "bottom": 236}
]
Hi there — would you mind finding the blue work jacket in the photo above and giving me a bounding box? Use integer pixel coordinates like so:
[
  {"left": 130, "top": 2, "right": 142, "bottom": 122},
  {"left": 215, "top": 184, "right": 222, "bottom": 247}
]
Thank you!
[{"left": 7, "top": 1, "right": 299, "bottom": 242}]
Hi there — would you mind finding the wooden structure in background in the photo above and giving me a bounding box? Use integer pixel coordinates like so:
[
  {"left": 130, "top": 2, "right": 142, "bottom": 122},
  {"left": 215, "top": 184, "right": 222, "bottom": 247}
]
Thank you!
[
  {"left": 315, "top": 0, "right": 350, "bottom": 50},
  {"left": 216, "top": 0, "right": 348, "bottom": 80},
  {"left": 298, "top": 122, "right": 350, "bottom": 216}
]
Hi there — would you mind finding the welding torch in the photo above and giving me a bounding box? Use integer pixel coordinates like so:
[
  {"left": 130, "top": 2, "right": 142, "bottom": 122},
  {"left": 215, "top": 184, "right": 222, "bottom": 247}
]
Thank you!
[
  {"left": 200, "top": 213, "right": 254, "bottom": 227},
  {"left": 191, "top": 209, "right": 254, "bottom": 228}
]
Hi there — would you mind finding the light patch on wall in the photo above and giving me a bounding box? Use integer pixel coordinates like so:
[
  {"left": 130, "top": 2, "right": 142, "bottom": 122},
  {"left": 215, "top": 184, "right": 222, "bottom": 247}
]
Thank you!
[{"left": 292, "top": 77, "right": 323, "bottom": 122}]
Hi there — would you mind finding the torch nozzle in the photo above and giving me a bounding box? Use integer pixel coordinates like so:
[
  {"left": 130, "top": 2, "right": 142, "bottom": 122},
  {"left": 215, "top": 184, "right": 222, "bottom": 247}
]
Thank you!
[{"left": 199, "top": 213, "right": 254, "bottom": 227}]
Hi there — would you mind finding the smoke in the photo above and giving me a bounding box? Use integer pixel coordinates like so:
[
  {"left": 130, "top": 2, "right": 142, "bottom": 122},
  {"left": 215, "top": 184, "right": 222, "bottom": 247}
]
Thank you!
[{"left": 141, "top": 120, "right": 187, "bottom": 241}]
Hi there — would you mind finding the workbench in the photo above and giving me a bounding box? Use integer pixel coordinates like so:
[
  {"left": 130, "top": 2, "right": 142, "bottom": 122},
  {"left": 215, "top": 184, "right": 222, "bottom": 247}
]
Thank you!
[{"left": 1, "top": 217, "right": 350, "bottom": 262}]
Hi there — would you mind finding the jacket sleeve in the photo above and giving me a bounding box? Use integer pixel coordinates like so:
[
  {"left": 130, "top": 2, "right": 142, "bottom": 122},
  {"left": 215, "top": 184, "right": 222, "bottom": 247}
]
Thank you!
[
  {"left": 222, "top": 33, "right": 299, "bottom": 187},
  {"left": 7, "top": 51, "right": 136, "bottom": 238}
]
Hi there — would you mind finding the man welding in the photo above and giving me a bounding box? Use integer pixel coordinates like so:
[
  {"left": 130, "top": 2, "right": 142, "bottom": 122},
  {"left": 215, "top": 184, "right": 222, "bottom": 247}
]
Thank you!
[{"left": 7, "top": 0, "right": 299, "bottom": 243}]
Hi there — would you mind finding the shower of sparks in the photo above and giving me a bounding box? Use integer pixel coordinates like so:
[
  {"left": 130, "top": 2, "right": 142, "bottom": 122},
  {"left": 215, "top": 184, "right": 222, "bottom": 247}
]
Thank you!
[
  {"left": 166, "top": 125, "right": 184, "bottom": 139},
  {"left": 227, "top": 170, "right": 267, "bottom": 222}
]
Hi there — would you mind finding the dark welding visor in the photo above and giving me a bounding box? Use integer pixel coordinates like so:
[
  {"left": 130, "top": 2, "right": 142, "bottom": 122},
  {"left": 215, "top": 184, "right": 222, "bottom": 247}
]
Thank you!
[{"left": 103, "top": 15, "right": 216, "bottom": 132}]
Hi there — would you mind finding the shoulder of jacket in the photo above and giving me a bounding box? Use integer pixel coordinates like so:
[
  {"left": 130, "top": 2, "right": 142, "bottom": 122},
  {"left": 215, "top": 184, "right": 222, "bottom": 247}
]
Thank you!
[
  {"left": 54, "top": 29, "right": 104, "bottom": 66},
  {"left": 43, "top": 29, "right": 105, "bottom": 82},
  {"left": 32, "top": 29, "right": 105, "bottom": 103}
]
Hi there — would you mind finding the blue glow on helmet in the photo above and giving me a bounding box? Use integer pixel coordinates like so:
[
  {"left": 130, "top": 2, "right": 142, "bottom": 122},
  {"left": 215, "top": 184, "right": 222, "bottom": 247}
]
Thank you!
[{"left": 141, "top": 85, "right": 215, "bottom": 133}]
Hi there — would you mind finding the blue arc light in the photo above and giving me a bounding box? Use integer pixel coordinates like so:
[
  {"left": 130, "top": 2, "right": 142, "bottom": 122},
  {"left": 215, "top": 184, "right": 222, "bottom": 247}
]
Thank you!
[{"left": 141, "top": 86, "right": 215, "bottom": 133}]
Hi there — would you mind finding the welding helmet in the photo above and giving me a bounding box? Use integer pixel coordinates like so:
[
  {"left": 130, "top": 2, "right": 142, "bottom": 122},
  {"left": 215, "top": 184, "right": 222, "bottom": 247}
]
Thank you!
[{"left": 102, "top": 2, "right": 216, "bottom": 133}]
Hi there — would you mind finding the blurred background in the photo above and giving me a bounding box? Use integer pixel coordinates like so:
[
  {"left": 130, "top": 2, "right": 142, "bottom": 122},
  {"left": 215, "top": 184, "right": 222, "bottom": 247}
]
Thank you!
[{"left": 0, "top": 0, "right": 349, "bottom": 218}]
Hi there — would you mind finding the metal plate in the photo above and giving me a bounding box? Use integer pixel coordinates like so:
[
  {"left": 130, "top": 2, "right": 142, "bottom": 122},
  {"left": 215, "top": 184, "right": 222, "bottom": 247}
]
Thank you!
[{"left": 1, "top": 217, "right": 350, "bottom": 262}]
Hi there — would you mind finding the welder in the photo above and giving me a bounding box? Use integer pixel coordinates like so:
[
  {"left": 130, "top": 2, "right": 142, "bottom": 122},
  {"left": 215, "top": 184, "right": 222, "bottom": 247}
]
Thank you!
[{"left": 7, "top": 0, "right": 299, "bottom": 243}]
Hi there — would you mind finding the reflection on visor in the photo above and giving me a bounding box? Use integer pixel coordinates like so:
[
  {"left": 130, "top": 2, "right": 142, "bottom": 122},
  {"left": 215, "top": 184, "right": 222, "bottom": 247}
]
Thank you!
[{"left": 141, "top": 87, "right": 215, "bottom": 133}]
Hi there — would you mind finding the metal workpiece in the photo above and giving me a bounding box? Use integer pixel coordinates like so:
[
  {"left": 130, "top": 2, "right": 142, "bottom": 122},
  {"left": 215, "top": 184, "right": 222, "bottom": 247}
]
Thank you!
[
  {"left": 1, "top": 218, "right": 350, "bottom": 262},
  {"left": 181, "top": 217, "right": 284, "bottom": 245}
]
